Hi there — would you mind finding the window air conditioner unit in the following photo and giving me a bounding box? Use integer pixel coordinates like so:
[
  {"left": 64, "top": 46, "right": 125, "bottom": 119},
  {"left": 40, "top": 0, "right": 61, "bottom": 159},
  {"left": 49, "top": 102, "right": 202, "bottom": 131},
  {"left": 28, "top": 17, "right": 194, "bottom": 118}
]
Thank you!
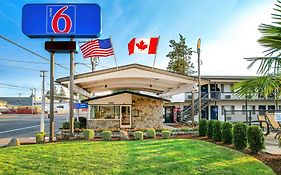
[
  {"left": 187, "top": 95, "right": 192, "bottom": 99},
  {"left": 225, "top": 95, "right": 231, "bottom": 99}
]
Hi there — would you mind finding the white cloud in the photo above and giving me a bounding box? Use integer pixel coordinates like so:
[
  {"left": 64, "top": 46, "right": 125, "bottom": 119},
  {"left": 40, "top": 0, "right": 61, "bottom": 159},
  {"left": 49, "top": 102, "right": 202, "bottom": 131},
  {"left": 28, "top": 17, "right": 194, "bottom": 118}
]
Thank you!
[{"left": 200, "top": 2, "right": 273, "bottom": 76}]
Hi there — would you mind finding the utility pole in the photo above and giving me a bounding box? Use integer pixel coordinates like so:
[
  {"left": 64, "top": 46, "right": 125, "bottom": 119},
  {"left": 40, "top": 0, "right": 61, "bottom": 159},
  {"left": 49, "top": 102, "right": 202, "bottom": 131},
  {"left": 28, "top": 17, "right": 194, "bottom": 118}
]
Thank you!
[
  {"left": 40, "top": 70, "right": 47, "bottom": 133},
  {"left": 69, "top": 37, "right": 75, "bottom": 136},
  {"left": 197, "top": 38, "right": 202, "bottom": 120},
  {"left": 31, "top": 88, "right": 34, "bottom": 114},
  {"left": 49, "top": 37, "right": 55, "bottom": 142}
]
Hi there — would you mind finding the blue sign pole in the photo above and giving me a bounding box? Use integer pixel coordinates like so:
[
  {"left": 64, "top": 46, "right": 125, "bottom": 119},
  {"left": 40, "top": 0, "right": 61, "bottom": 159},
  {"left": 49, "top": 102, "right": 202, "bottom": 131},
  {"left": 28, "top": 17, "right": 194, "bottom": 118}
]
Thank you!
[{"left": 22, "top": 4, "right": 101, "bottom": 38}]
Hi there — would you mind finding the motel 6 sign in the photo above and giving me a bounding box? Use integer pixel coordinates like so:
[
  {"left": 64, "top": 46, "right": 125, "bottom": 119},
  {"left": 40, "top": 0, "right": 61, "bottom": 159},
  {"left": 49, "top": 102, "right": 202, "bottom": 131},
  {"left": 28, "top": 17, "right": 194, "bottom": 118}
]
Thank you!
[{"left": 22, "top": 4, "right": 101, "bottom": 38}]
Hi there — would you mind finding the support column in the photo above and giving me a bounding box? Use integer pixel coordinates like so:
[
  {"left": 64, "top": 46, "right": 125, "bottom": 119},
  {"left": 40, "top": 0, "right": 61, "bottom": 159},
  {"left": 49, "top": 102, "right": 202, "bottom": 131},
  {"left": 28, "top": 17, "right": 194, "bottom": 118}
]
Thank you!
[
  {"left": 69, "top": 37, "right": 75, "bottom": 136},
  {"left": 49, "top": 37, "right": 55, "bottom": 142}
]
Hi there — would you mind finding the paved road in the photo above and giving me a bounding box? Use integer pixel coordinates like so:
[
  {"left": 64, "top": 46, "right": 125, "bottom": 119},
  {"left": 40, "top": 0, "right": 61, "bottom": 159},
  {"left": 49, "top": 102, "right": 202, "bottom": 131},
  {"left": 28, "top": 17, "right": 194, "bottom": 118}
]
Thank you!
[{"left": 0, "top": 114, "right": 68, "bottom": 139}]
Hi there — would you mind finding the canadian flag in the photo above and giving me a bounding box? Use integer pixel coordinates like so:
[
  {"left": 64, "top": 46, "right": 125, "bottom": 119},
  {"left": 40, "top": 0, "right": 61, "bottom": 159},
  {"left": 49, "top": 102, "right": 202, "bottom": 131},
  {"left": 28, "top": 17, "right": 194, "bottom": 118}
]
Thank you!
[{"left": 128, "top": 37, "right": 159, "bottom": 55}]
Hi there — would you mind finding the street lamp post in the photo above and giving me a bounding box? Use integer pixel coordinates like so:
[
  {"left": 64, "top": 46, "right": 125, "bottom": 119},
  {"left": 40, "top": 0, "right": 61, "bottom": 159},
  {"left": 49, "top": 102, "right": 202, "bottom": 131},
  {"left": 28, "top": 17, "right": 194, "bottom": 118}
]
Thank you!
[{"left": 197, "top": 38, "right": 202, "bottom": 120}]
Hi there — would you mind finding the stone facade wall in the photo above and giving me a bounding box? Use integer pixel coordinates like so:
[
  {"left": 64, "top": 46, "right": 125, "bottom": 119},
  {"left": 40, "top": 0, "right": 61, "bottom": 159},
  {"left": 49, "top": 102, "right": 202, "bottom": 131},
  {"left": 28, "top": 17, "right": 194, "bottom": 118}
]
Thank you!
[
  {"left": 131, "top": 94, "right": 163, "bottom": 129},
  {"left": 87, "top": 119, "right": 120, "bottom": 129}
]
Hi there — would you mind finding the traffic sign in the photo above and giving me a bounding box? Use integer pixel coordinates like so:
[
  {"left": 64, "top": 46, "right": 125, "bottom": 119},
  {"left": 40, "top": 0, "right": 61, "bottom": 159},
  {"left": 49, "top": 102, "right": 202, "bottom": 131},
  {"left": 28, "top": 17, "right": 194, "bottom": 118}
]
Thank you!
[
  {"left": 74, "top": 103, "right": 88, "bottom": 109},
  {"left": 22, "top": 4, "right": 101, "bottom": 38}
]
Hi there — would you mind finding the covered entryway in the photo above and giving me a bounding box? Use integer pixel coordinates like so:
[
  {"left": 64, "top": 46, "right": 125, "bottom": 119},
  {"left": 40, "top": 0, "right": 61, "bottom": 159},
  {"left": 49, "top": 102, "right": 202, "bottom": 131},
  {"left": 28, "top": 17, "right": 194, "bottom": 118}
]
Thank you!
[{"left": 56, "top": 64, "right": 208, "bottom": 129}]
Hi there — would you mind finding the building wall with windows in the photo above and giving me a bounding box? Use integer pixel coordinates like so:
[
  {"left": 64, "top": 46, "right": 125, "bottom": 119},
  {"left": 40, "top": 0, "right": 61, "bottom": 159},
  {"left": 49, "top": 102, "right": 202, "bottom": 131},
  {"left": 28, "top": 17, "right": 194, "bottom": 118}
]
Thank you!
[{"left": 86, "top": 92, "right": 165, "bottom": 129}]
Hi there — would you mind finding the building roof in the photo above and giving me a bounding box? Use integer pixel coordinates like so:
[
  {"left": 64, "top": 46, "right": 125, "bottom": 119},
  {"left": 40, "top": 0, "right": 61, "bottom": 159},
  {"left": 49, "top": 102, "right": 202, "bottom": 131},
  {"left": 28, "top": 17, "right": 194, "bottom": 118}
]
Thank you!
[
  {"left": 81, "top": 90, "right": 170, "bottom": 103},
  {"left": 201, "top": 75, "right": 258, "bottom": 83},
  {"left": 57, "top": 64, "right": 209, "bottom": 98},
  {"left": 0, "top": 97, "right": 32, "bottom": 106}
]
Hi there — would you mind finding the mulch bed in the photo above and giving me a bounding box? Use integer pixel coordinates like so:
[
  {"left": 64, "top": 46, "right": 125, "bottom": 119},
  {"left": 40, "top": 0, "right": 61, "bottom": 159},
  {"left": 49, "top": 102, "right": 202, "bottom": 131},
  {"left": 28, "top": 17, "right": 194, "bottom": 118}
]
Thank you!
[{"left": 174, "top": 134, "right": 281, "bottom": 175}]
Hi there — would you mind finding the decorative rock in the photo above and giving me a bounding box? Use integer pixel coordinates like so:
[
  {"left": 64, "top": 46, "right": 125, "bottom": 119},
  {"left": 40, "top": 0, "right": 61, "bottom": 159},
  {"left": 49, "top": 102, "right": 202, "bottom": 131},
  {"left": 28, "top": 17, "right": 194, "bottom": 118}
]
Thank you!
[
  {"left": 120, "top": 130, "right": 129, "bottom": 140},
  {"left": 7, "top": 138, "right": 20, "bottom": 147}
]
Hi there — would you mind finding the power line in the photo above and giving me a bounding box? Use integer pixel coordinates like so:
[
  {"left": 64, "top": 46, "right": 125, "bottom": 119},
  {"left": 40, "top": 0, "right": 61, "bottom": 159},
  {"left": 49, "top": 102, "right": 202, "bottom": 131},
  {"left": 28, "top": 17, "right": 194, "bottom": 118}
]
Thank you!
[
  {"left": 0, "top": 64, "right": 67, "bottom": 75},
  {"left": 0, "top": 86, "right": 31, "bottom": 92},
  {"left": 0, "top": 35, "right": 75, "bottom": 72},
  {"left": 0, "top": 82, "right": 31, "bottom": 90},
  {"left": 0, "top": 57, "right": 49, "bottom": 64}
]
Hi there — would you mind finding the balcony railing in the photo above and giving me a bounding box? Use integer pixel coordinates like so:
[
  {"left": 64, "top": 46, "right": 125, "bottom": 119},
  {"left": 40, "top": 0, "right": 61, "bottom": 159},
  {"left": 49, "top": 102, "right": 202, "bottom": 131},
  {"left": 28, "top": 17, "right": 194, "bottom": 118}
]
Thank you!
[{"left": 185, "top": 91, "right": 278, "bottom": 101}]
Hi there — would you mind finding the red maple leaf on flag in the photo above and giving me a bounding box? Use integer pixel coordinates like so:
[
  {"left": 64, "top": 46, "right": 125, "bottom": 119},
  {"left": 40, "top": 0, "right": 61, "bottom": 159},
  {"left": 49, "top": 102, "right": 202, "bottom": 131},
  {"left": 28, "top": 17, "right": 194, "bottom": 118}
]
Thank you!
[{"left": 136, "top": 40, "right": 148, "bottom": 50}]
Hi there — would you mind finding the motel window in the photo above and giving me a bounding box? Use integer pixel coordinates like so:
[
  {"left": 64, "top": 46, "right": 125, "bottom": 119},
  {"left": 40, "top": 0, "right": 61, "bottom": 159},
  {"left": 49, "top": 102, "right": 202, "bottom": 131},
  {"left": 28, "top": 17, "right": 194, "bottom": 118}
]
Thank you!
[
  {"left": 231, "top": 106, "right": 235, "bottom": 115},
  {"left": 221, "top": 106, "right": 225, "bottom": 115},
  {"left": 242, "top": 105, "right": 246, "bottom": 115},
  {"left": 91, "top": 105, "right": 121, "bottom": 119}
]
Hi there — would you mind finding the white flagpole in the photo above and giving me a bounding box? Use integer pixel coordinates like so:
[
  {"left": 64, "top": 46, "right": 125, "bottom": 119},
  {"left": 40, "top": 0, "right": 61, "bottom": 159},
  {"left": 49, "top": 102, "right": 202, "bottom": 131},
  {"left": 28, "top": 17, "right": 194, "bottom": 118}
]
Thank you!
[
  {"left": 110, "top": 36, "right": 118, "bottom": 69},
  {"left": 153, "top": 35, "right": 160, "bottom": 68}
]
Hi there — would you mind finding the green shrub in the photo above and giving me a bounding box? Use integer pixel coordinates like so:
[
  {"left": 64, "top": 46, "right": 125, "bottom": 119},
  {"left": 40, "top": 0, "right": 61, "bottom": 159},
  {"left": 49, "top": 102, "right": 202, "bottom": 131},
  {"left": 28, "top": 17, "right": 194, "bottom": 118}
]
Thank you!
[
  {"left": 161, "top": 131, "right": 170, "bottom": 139},
  {"left": 233, "top": 123, "right": 248, "bottom": 150},
  {"left": 222, "top": 122, "right": 233, "bottom": 144},
  {"left": 62, "top": 122, "right": 69, "bottom": 129},
  {"left": 74, "top": 121, "right": 80, "bottom": 129},
  {"left": 62, "top": 121, "right": 80, "bottom": 129},
  {"left": 102, "top": 131, "right": 112, "bottom": 141},
  {"left": 83, "top": 129, "right": 95, "bottom": 140},
  {"left": 36, "top": 132, "right": 46, "bottom": 144},
  {"left": 134, "top": 131, "right": 143, "bottom": 140},
  {"left": 146, "top": 129, "right": 156, "bottom": 138},
  {"left": 199, "top": 119, "right": 208, "bottom": 136},
  {"left": 207, "top": 120, "right": 216, "bottom": 139},
  {"left": 212, "top": 120, "right": 222, "bottom": 141},
  {"left": 247, "top": 126, "right": 265, "bottom": 154}
]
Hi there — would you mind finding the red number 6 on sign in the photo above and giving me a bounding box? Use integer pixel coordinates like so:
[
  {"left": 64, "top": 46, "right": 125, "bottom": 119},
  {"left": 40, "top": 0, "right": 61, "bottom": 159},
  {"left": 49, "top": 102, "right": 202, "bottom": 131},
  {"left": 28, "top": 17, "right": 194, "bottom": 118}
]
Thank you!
[{"left": 51, "top": 6, "right": 72, "bottom": 33}]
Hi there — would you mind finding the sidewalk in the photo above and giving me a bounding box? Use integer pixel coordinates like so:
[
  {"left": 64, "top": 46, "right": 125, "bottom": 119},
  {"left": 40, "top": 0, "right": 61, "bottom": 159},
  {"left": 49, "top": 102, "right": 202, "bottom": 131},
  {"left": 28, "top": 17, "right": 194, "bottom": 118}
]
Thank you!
[{"left": 264, "top": 133, "right": 281, "bottom": 155}]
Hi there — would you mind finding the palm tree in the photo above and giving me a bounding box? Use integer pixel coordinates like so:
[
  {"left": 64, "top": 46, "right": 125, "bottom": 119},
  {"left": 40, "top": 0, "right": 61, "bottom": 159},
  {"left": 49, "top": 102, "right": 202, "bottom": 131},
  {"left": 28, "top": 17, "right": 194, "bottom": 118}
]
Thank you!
[{"left": 234, "top": 0, "right": 281, "bottom": 102}]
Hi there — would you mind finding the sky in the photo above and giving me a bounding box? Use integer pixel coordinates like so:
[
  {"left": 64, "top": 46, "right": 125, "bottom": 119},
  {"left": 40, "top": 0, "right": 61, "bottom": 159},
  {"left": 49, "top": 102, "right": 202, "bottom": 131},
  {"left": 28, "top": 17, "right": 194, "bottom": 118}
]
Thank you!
[{"left": 0, "top": 0, "right": 275, "bottom": 97}]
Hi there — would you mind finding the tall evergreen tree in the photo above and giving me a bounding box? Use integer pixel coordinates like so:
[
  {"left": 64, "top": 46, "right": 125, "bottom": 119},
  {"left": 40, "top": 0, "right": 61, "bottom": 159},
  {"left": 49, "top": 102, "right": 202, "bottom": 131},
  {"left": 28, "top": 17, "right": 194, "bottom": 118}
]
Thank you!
[{"left": 166, "top": 34, "right": 194, "bottom": 75}]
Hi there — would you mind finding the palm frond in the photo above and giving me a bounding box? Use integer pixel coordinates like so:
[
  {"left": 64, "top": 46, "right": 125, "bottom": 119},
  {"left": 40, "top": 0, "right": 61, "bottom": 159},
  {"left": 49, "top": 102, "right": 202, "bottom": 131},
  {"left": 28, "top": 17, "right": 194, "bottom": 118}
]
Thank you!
[{"left": 233, "top": 75, "right": 281, "bottom": 100}]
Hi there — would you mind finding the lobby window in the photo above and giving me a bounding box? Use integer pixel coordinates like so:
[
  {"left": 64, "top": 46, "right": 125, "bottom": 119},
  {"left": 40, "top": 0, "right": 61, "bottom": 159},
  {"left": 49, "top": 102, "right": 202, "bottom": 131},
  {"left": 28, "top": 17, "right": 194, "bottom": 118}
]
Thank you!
[{"left": 91, "top": 105, "right": 121, "bottom": 119}]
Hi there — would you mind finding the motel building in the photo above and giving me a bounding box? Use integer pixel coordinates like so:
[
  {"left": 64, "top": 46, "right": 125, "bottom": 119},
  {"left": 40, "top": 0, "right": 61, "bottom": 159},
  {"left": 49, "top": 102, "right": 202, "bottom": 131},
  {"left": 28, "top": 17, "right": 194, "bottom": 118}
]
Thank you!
[
  {"left": 164, "top": 76, "right": 281, "bottom": 124},
  {"left": 56, "top": 64, "right": 208, "bottom": 129},
  {"left": 57, "top": 64, "right": 281, "bottom": 129}
]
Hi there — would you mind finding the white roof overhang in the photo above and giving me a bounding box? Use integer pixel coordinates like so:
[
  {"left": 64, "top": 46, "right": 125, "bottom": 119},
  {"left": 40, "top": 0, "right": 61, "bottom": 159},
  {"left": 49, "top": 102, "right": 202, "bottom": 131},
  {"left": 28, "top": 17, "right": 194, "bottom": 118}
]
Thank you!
[{"left": 56, "top": 64, "right": 209, "bottom": 98}]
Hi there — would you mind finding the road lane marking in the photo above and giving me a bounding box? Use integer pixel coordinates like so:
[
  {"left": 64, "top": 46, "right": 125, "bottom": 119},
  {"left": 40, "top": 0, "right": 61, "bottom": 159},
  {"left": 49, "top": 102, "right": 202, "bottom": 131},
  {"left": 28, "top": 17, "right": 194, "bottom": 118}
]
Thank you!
[{"left": 0, "top": 124, "right": 50, "bottom": 135}]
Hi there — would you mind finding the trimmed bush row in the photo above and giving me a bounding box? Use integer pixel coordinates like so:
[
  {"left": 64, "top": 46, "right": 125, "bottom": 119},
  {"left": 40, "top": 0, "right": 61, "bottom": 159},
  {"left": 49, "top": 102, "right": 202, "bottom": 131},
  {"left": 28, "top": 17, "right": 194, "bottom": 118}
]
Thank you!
[
  {"left": 62, "top": 121, "right": 81, "bottom": 129},
  {"left": 134, "top": 131, "right": 143, "bottom": 140},
  {"left": 199, "top": 119, "right": 208, "bottom": 136},
  {"left": 36, "top": 132, "right": 46, "bottom": 144},
  {"left": 198, "top": 119, "right": 265, "bottom": 153},
  {"left": 83, "top": 129, "right": 95, "bottom": 140},
  {"left": 102, "top": 131, "right": 112, "bottom": 141}
]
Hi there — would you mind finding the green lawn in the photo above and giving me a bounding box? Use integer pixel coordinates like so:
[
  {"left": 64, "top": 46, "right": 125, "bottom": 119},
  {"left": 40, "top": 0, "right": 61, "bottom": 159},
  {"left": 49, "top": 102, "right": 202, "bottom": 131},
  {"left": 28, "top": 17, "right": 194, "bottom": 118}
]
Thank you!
[{"left": 0, "top": 139, "right": 275, "bottom": 175}]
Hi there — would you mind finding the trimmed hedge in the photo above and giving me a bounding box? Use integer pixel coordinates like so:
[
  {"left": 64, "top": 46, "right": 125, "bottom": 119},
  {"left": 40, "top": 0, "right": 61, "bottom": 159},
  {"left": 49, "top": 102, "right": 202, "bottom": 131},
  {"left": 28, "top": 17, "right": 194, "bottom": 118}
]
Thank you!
[
  {"left": 221, "top": 122, "right": 233, "bottom": 144},
  {"left": 62, "top": 121, "right": 81, "bottom": 129},
  {"left": 161, "top": 131, "right": 170, "bottom": 139},
  {"left": 146, "top": 129, "right": 156, "bottom": 138},
  {"left": 199, "top": 119, "right": 208, "bottom": 136},
  {"left": 102, "top": 131, "right": 112, "bottom": 141},
  {"left": 83, "top": 129, "right": 95, "bottom": 140},
  {"left": 247, "top": 126, "right": 265, "bottom": 153},
  {"left": 233, "top": 123, "right": 248, "bottom": 150},
  {"left": 207, "top": 120, "right": 216, "bottom": 139},
  {"left": 134, "top": 131, "right": 144, "bottom": 140},
  {"left": 212, "top": 120, "right": 222, "bottom": 141},
  {"left": 35, "top": 132, "right": 46, "bottom": 144}
]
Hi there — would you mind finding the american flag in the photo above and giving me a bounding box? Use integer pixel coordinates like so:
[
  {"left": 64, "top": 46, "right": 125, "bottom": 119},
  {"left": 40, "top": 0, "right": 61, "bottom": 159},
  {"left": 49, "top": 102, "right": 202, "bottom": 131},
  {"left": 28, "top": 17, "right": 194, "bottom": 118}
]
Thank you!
[{"left": 80, "top": 38, "right": 114, "bottom": 58}]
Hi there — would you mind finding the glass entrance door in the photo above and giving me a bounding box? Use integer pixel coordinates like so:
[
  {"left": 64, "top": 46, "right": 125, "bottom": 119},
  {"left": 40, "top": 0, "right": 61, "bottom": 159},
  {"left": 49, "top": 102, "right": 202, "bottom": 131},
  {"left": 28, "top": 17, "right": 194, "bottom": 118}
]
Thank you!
[{"left": 120, "top": 105, "right": 131, "bottom": 128}]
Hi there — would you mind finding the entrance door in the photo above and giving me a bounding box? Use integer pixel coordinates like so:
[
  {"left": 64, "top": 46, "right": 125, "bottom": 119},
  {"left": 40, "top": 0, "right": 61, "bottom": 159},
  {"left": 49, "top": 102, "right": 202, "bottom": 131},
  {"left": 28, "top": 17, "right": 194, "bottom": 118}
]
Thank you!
[
  {"left": 120, "top": 105, "right": 131, "bottom": 128},
  {"left": 210, "top": 106, "right": 218, "bottom": 120}
]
